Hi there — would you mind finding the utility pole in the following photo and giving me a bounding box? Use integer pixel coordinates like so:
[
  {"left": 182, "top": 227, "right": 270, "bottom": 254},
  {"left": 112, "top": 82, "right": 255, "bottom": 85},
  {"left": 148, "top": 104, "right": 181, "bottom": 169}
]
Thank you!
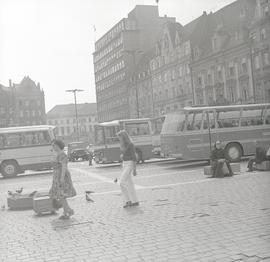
[{"left": 66, "top": 89, "right": 84, "bottom": 141}]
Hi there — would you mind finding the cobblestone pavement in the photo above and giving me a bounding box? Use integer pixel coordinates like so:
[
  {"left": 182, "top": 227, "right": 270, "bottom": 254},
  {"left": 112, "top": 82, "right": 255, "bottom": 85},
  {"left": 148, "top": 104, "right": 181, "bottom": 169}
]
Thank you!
[{"left": 0, "top": 160, "right": 270, "bottom": 262}]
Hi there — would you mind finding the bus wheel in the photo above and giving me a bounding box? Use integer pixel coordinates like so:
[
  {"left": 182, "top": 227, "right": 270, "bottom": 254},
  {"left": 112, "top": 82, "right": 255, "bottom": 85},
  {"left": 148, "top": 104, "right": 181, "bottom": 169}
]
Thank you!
[
  {"left": 1, "top": 160, "right": 19, "bottom": 178},
  {"left": 135, "top": 149, "right": 143, "bottom": 164},
  {"left": 225, "top": 143, "right": 242, "bottom": 162}
]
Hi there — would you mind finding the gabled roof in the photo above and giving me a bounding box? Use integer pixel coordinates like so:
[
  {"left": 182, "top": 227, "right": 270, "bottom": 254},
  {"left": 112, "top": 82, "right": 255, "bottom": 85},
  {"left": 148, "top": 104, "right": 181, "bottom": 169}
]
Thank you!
[
  {"left": 13, "top": 76, "right": 42, "bottom": 95},
  {"left": 47, "top": 103, "right": 97, "bottom": 118}
]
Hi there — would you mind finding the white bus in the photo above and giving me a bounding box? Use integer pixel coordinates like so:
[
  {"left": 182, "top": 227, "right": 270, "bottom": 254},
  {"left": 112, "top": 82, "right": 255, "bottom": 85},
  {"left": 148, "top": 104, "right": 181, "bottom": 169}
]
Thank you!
[
  {"left": 93, "top": 118, "right": 155, "bottom": 164},
  {"left": 161, "top": 103, "right": 270, "bottom": 162},
  {"left": 0, "top": 125, "right": 56, "bottom": 178}
]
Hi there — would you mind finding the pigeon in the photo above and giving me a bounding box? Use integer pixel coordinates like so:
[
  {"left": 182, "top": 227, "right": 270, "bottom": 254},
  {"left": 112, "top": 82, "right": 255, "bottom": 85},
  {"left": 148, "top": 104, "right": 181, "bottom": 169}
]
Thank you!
[
  {"left": 29, "top": 191, "right": 38, "bottom": 197},
  {"left": 85, "top": 193, "right": 94, "bottom": 202},
  {"left": 114, "top": 178, "right": 118, "bottom": 183},
  {"left": 8, "top": 191, "right": 14, "bottom": 196},
  {"left": 16, "top": 187, "right": 23, "bottom": 194}
]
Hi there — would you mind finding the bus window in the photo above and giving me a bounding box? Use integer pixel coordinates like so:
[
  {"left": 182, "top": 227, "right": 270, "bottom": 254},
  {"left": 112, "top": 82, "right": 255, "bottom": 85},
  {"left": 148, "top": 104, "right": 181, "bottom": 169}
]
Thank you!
[
  {"left": 0, "top": 134, "right": 6, "bottom": 148},
  {"left": 203, "top": 111, "right": 216, "bottom": 129},
  {"left": 151, "top": 117, "right": 165, "bottom": 135},
  {"left": 125, "top": 122, "right": 150, "bottom": 136},
  {"left": 241, "top": 109, "right": 263, "bottom": 126},
  {"left": 23, "top": 132, "right": 36, "bottom": 146},
  {"left": 193, "top": 113, "right": 203, "bottom": 130},
  {"left": 185, "top": 113, "right": 194, "bottom": 130},
  {"left": 161, "top": 113, "right": 185, "bottom": 134},
  {"left": 95, "top": 126, "right": 104, "bottom": 145},
  {"left": 37, "top": 131, "right": 51, "bottom": 144},
  {"left": 104, "top": 126, "right": 119, "bottom": 143},
  {"left": 217, "top": 111, "right": 240, "bottom": 128},
  {"left": 264, "top": 109, "right": 270, "bottom": 125},
  {"left": 6, "top": 133, "right": 22, "bottom": 147}
]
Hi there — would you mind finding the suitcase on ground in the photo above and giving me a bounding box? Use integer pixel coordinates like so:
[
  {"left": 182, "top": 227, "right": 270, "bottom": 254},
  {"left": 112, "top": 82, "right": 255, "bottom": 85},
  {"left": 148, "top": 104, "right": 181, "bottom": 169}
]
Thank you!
[
  {"left": 33, "top": 196, "right": 56, "bottom": 215},
  {"left": 7, "top": 194, "right": 33, "bottom": 210},
  {"left": 255, "top": 161, "right": 270, "bottom": 171}
]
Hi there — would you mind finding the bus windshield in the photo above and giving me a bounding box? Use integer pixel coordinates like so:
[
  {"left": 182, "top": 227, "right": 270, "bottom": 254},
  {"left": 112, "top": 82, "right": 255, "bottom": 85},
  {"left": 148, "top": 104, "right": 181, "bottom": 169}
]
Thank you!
[{"left": 161, "top": 112, "right": 185, "bottom": 134}]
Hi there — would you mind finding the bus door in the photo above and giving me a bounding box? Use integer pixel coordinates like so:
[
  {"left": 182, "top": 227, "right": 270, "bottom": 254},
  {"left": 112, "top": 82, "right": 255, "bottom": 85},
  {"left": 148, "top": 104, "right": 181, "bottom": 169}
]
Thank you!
[
  {"left": 103, "top": 125, "right": 120, "bottom": 162},
  {"left": 185, "top": 111, "right": 204, "bottom": 159},
  {"left": 202, "top": 110, "right": 217, "bottom": 158}
]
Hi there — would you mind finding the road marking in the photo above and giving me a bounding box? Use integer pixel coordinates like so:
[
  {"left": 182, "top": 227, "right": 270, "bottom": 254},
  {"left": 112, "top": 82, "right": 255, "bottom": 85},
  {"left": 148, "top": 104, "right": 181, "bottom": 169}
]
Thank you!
[{"left": 70, "top": 167, "right": 145, "bottom": 189}]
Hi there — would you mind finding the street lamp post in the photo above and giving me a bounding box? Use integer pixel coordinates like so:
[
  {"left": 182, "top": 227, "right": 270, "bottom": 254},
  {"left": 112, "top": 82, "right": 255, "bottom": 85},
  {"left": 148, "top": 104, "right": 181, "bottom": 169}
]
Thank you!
[{"left": 66, "top": 89, "right": 84, "bottom": 141}]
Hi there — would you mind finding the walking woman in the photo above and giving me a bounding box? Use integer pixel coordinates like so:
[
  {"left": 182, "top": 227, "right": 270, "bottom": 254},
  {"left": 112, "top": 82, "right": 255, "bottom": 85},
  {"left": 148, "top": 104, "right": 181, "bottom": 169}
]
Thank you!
[
  {"left": 49, "top": 139, "right": 76, "bottom": 219},
  {"left": 117, "top": 130, "right": 139, "bottom": 208}
]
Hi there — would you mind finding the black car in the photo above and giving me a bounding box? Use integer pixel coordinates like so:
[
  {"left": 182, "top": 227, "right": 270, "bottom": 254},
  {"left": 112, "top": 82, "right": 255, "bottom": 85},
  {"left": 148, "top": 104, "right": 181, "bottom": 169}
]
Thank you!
[{"left": 69, "top": 149, "right": 89, "bottom": 162}]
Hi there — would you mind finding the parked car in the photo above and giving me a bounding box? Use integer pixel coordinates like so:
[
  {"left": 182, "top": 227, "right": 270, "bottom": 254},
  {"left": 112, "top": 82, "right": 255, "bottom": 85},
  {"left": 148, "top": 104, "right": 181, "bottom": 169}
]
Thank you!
[{"left": 69, "top": 149, "right": 89, "bottom": 162}]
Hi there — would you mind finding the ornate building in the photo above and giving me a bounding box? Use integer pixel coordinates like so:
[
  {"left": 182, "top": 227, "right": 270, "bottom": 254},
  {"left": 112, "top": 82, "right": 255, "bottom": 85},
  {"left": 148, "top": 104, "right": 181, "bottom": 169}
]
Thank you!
[
  {"left": 46, "top": 103, "right": 97, "bottom": 144},
  {"left": 0, "top": 76, "right": 46, "bottom": 127}
]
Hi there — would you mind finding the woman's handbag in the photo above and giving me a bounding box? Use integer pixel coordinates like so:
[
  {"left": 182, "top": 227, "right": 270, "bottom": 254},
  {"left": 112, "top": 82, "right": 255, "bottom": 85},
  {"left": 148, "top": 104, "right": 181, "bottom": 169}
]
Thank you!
[{"left": 52, "top": 198, "right": 62, "bottom": 209}]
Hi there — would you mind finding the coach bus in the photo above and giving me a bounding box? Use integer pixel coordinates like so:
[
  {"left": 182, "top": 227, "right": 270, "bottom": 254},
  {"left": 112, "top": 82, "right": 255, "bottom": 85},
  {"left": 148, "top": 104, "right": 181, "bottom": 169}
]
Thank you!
[
  {"left": 161, "top": 103, "right": 270, "bottom": 162},
  {"left": 93, "top": 118, "right": 156, "bottom": 164},
  {"left": 0, "top": 125, "right": 56, "bottom": 178}
]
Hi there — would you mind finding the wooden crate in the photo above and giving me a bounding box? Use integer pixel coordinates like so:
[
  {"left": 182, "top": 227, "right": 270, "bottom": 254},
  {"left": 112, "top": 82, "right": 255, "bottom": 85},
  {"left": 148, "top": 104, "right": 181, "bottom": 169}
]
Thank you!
[
  {"left": 7, "top": 194, "right": 33, "bottom": 210},
  {"left": 204, "top": 162, "right": 241, "bottom": 176},
  {"left": 255, "top": 161, "right": 270, "bottom": 171},
  {"left": 33, "top": 196, "right": 56, "bottom": 215}
]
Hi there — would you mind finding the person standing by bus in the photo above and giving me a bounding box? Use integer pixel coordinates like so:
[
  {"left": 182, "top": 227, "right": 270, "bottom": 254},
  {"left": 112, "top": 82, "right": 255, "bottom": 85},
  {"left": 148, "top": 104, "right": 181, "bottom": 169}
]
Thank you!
[
  {"left": 211, "top": 141, "right": 234, "bottom": 178},
  {"left": 49, "top": 139, "right": 77, "bottom": 219},
  {"left": 116, "top": 130, "right": 139, "bottom": 208}
]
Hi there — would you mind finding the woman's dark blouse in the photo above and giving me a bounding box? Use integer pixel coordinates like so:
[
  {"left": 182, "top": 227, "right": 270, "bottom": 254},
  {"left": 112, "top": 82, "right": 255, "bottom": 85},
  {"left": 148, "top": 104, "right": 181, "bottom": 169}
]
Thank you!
[{"left": 122, "top": 143, "right": 137, "bottom": 162}]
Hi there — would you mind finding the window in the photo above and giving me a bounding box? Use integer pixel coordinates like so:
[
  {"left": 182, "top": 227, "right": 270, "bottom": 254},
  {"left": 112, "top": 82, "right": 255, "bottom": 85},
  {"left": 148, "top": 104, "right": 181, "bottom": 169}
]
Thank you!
[
  {"left": 104, "top": 126, "right": 119, "bottom": 143},
  {"left": 229, "top": 66, "right": 235, "bottom": 77},
  {"left": 23, "top": 132, "right": 37, "bottom": 145},
  {"left": 0, "top": 135, "right": 6, "bottom": 148},
  {"left": 192, "top": 113, "right": 203, "bottom": 130},
  {"left": 264, "top": 52, "right": 269, "bottom": 65},
  {"left": 66, "top": 127, "right": 70, "bottom": 134},
  {"left": 198, "top": 76, "right": 202, "bottom": 86},
  {"left": 6, "top": 133, "right": 22, "bottom": 147},
  {"left": 207, "top": 73, "right": 212, "bottom": 84},
  {"left": 218, "top": 69, "right": 223, "bottom": 80},
  {"left": 203, "top": 111, "right": 215, "bottom": 129},
  {"left": 264, "top": 6, "right": 269, "bottom": 16},
  {"left": 66, "top": 119, "right": 70, "bottom": 124},
  {"left": 241, "top": 59, "right": 247, "bottom": 73},
  {"left": 125, "top": 122, "right": 150, "bottom": 136},
  {"left": 255, "top": 56, "right": 260, "bottom": 69},
  {"left": 61, "top": 127, "right": 65, "bottom": 136},
  {"left": 217, "top": 111, "right": 240, "bottom": 128},
  {"left": 241, "top": 109, "right": 263, "bottom": 126},
  {"left": 261, "top": 28, "right": 266, "bottom": 40}
]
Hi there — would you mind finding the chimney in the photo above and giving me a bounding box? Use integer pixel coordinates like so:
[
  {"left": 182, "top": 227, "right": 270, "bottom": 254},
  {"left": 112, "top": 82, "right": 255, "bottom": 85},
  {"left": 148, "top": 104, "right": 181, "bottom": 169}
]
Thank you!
[
  {"left": 203, "top": 11, "right": 207, "bottom": 16},
  {"left": 37, "top": 82, "right": 40, "bottom": 89},
  {"left": 9, "top": 79, "right": 12, "bottom": 87}
]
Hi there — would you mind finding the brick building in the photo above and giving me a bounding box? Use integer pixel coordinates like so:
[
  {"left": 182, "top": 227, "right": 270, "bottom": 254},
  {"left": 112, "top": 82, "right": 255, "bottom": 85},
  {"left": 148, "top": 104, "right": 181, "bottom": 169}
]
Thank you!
[
  {"left": 93, "top": 5, "right": 175, "bottom": 122},
  {"left": 0, "top": 76, "right": 46, "bottom": 127},
  {"left": 47, "top": 103, "right": 97, "bottom": 144}
]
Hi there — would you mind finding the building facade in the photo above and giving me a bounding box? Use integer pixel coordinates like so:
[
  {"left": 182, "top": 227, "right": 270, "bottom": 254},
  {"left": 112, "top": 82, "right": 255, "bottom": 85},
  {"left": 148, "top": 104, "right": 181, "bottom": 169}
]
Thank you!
[
  {"left": 93, "top": 0, "right": 270, "bottom": 121},
  {"left": 47, "top": 103, "right": 97, "bottom": 144},
  {"left": 0, "top": 76, "right": 46, "bottom": 128},
  {"left": 251, "top": 0, "right": 270, "bottom": 103},
  {"left": 93, "top": 5, "right": 175, "bottom": 122}
]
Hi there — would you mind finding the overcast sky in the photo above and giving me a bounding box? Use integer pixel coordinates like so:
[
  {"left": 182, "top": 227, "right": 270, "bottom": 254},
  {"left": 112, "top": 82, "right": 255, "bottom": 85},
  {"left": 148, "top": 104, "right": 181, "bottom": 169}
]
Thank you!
[{"left": 0, "top": 0, "right": 235, "bottom": 112}]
